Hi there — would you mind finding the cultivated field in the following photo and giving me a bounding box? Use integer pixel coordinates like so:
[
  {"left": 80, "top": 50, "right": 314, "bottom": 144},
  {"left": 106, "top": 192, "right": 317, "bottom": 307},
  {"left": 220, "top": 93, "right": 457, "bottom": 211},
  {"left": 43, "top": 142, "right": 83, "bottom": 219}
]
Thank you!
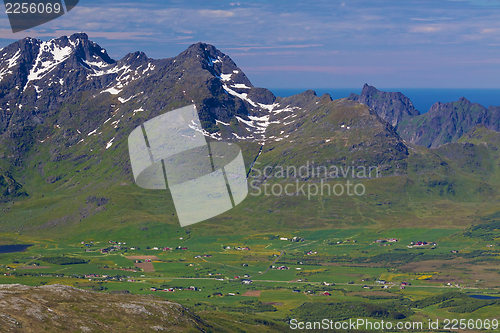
[{"left": 1, "top": 223, "right": 500, "bottom": 332}]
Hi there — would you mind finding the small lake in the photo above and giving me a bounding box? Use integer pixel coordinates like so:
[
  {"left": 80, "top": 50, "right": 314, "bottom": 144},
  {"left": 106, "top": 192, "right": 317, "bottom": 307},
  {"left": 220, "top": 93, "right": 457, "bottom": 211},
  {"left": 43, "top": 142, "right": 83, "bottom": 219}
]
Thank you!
[
  {"left": 469, "top": 295, "right": 500, "bottom": 300},
  {"left": 0, "top": 244, "right": 32, "bottom": 253}
]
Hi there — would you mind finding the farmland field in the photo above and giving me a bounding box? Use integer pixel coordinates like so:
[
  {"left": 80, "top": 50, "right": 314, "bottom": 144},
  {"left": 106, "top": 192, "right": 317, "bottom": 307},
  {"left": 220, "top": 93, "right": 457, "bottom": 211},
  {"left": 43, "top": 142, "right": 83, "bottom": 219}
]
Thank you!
[{"left": 1, "top": 224, "right": 500, "bottom": 332}]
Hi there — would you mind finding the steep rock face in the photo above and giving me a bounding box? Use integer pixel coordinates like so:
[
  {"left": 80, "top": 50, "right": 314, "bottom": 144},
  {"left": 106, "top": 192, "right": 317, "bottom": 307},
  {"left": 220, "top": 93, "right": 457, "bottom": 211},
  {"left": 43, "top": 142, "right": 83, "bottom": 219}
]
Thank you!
[
  {"left": 348, "top": 84, "right": 420, "bottom": 128},
  {"left": 247, "top": 87, "right": 276, "bottom": 105},
  {"left": 397, "top": 97, "right": 500, "bottom": 148}
]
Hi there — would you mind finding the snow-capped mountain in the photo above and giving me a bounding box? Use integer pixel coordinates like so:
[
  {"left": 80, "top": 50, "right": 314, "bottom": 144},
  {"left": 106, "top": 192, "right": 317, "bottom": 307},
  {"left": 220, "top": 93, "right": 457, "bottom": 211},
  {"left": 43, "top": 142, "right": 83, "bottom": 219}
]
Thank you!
[
  {"left": 4, "top": 33, "right": 496, "bottom": 234},
  {"left": 0, "top": 33, "right": 411, "bottom": 203},
  {"left": 0, "top": 33, "right": 295, "bottom": 151}
]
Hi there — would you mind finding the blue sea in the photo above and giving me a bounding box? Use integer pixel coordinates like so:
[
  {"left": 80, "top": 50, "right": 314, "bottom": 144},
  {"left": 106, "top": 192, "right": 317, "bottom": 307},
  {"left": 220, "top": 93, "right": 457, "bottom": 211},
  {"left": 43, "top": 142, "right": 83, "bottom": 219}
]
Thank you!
[{"left": 269, "top": 88, "right": 500, "bottom": 114}]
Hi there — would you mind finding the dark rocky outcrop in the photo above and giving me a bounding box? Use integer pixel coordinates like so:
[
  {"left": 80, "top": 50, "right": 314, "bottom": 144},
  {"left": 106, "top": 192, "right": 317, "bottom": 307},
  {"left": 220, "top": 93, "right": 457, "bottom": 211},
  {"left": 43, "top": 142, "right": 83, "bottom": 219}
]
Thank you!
[{"left": 348, "top": 84, "right": 420, "bottom": 128}]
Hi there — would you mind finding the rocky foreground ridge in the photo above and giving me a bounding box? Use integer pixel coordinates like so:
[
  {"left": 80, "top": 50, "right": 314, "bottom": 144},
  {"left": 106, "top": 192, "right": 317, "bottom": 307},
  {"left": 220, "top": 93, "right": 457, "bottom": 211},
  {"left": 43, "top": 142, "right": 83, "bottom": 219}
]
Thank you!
[{"left": 0, "top": 284, "right": 213, "bottom": 332}]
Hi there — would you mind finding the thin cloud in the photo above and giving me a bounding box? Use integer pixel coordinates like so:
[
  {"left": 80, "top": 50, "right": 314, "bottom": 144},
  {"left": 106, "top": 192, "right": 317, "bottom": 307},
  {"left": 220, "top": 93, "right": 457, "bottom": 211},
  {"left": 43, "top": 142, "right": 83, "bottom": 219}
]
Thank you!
[
  {"left": 225, "top": 44, "right": 323, "bottom": 51},
  {"left": 456, "top": 58, "right": 500, "bottom": 64},
  {"left": 0, "top": 29, "right": 157, "bottom": 41},
  {"left": 481, "top": 28, "right": 499, "bottom": 33},
  {"left": 230, "top": 50, "right": 339, "bottom": 57},
  {"left": 410, "top": 26, "right": 442, "bottom": 33},
  {"left": 0, "top": 0, "right": 500, "bottom": 87},
  {"left": 411, "top": 17, "right": 455, "bottom": 21},
  {"left": 241, "top": 65, "right": 396, "bottom": 75},
  {"left": 198, "top": 10, "right": 235, "bottom": 18}
]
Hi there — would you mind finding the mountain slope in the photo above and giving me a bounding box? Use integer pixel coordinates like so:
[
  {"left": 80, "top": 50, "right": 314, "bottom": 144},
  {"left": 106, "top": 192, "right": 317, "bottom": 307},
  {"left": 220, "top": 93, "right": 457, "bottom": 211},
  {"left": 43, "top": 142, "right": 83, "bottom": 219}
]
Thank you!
[
  {"left": 252, "top": 90, "right": 409, "bottom": 179},
  {"left": 397, "top": 97, "right": 500, "bottom": 148}
]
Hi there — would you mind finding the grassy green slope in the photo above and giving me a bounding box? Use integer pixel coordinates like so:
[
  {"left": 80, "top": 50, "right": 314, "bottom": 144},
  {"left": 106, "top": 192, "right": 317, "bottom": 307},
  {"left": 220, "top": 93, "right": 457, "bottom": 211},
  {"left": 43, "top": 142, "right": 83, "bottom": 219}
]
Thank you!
[{"left": 1, "top": 94, "right": 500, "bottom": 241}]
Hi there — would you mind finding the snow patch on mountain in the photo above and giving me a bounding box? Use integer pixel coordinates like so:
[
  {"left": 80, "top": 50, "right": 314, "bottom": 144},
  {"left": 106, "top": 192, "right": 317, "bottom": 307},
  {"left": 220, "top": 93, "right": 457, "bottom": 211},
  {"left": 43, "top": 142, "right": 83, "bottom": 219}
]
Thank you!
[
  {"left": 84, "top": 60, "right": 110, "bottom": 69},
  {"left": 248, "top": 115, "right": 280, "bottom": 129},
  {"left": 24, "top": 40, "right": 73, "bottom": 90},
  {"left": 118, "top": 92, "right": 142, "bottom": 104},
  {"left": 220, "top": 73, "right": 232, "bottom": 82},
  {"left": 215, "top": 119, "right": 230, "bottom": 126},
  {"left": 141, "top": 63, "right": 155, "bottom": 74},
  {"left": 258, "top": 102, "right": 279, "bottom": 112},
  {"left": 6, "top": 49, "right": 21, "bottom": 69},
  {"left": 235, "top": 116, "right": 255, "bottom": 128},
  {"left": 87, "top": 128, "right": 98, "bottom": 136},
  {"left": 238, "top": 103, "right": 302, "bottom": 142},
  {"left": 0, "top": 49, "right": 21, "bottom": 81},
  {"left": 101, "top": 87, "right": 122, "bottom": 95},
  {"left": 206, "top": 54, "right": 222, "bottom": 67},
  {"left": 188, "top": 120, "right": 222, "bottom": 140},
  {"left": 271, "top": 105, "right": 300, "bottom": 115},
  {"left": 231, "top": 83, "right": 251, "bottom": 89},
  {"left": 232, "top": 132, "right": 256, "bottom": 140},
  {"left": 106, "top": 137, "right": 115, "bottom": 149},
  {"left": 88, "top": 64, "right": 130, "bottom": 79},
  {"left": 0, "top": 67, "right": 13, "bottom": 82},
  {"left": 223, "top": 85, "right": 257, "bottom": 107},
  {"left": 99, "top": 62, "right": 154, "bottom": 96},
  {"left": 235, "top": 114, "right": 281, "bottom": 141},
  {"left": 132, "top": 107, "right": 144, "bottom": 115}
]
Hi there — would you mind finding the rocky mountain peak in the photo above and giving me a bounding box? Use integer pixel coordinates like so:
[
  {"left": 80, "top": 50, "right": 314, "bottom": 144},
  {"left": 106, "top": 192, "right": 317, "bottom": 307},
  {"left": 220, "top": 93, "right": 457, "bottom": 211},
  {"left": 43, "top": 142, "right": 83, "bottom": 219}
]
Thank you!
[
  {"left": 348, "top": 84, "right": 420, "bottom": 128},
  {"left": 0, "top": 33, "right": 117, "bottom": 95},
  {"left": 177, "top": 42, "right": 253, "bottom": 91},
  {"left": 119, "top": 51, "right": 148, "bottom": 67}
]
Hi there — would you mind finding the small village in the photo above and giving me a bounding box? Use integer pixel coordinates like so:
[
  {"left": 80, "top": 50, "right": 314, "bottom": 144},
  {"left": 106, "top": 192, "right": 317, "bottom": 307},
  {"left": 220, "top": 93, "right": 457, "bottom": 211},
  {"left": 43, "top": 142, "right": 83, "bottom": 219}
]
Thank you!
[{"left": 407, "top": 241, "right": 437, "bottom": 248}]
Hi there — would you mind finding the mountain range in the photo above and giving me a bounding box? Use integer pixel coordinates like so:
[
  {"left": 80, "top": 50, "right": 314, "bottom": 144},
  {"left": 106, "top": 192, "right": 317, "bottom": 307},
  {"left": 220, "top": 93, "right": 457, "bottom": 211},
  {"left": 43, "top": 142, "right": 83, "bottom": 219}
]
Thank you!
[
  {"left": 349, "top": 83, "right": 500, "bottom": 148},
  {"left": 0, "top": 33, "right": 499, "bottom": 236}
]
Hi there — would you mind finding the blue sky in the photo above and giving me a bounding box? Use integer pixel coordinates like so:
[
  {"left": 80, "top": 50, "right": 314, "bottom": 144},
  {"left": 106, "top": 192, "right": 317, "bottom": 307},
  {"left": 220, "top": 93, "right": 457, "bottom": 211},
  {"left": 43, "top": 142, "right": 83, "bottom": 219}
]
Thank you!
[{"left": 1, "top": 0, "right": 500, "bottom": 88}]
